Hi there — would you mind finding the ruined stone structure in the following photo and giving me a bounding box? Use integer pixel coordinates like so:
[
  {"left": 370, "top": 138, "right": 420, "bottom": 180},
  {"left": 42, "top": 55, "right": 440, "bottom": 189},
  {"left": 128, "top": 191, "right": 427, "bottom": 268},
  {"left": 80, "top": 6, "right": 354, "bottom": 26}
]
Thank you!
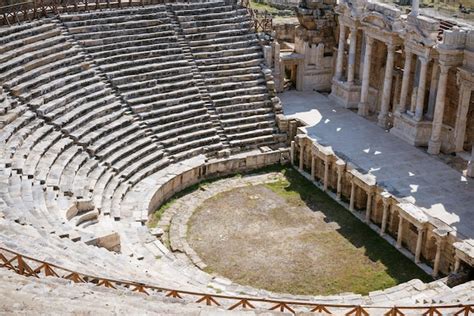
[{"left": 0, "top": 0, "right": 473, "bottom": 313}]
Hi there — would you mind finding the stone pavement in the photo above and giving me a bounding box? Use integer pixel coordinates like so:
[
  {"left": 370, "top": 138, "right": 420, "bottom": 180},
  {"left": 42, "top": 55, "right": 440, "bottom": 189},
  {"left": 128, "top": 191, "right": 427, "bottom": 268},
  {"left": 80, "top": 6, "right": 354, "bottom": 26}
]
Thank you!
[{"left": 280, "top": 90, "right": 474, "bottom": 240}]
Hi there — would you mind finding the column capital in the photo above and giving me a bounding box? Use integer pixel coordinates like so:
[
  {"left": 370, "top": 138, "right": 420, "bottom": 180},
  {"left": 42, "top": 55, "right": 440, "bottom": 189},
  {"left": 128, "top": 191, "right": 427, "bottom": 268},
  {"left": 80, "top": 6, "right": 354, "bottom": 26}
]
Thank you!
[
  {"left": 386, "top": 43, "right": 397, "bottom": 52},
  {"left": 418, "top": 56, "right": 429, "bottom": 65},
  {"left": 366, "top": 35, "right": 374, "bottom": 45},
  {"left": 439, "top": 64, "right": 450, "bottom": 74}
]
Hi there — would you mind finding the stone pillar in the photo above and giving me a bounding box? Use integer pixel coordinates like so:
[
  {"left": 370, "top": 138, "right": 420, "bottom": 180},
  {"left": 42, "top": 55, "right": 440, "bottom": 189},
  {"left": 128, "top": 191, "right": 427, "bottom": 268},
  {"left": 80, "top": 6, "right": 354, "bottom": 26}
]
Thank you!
[
  {"left": 433, "top": 239, "right": 443, "bottom": 277},
  {"left": 467, "top": 146, "right": 474, "bottom": 178},
  {"left": 454, "top": 256, "right": 461, "bottom": 273},
  {"left": 349, "top": 181, "right": 356, "bottom": 211},
  {"left": 336, "top": 163, "right": 344, "bottom": 200},
  {"left": 380, "top": 198, "right": 390, "bottom": 236},
  {"left": 453, "top": 82, "right": 472, "bottom": 152},
  {"left": 264, "top": 45, "right": 272, "bottom": 67},
  {"left": 378, "top": 44, "right": 396, "bottom": 128},
  {"left": 396, "top": 215, "right": 404, "bottom": 249},
  {"left": 299, "top": 142, "right": 304, "bottom": 170},
  {"left": 358, "top": 36, "right": 374, "bottom": 116},
  {"left": 290, "top": 140, "right": 295, "bottom": 166},
  {"left": 411, "top": 0, "right": 419, "bottom": 16},
  {"left": 398, "top": 50, "right": 413, "bottom": 114},
  {"left": 311, "top": 155, "right": 316, "bottom": 180},
  {"left": 414, "top": 57, "right": 429, "bottom": 121},
  {"left": 415, "top": 227, "right": 424, "bottom": 263},
  {"left": 347, "top": 27, "right": 358, "bottom": 84},
  {"left": 427, "top": 62, "right": 440, "bottom": 120},
  {"left": 323, "top": 159, "right": 330, "bottom": 191},
  {"left": 365, "top": 191, "right": 373, "bottom": 223},
  {"left": 428, "top": 65, "right": 450, "bottom": 155},
  {"left": 335, "top": 25, "right": 346, "bottom": 81}
]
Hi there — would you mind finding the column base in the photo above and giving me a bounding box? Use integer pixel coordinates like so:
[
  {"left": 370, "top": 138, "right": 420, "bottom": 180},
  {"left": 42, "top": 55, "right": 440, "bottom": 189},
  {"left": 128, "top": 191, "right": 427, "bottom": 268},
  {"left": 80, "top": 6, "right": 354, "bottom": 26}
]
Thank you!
[
  {"left": 329, "top": 80, "right": 361, "bottom": 109},
  {"left": 390, "top": 112, "right": 433, "bottom": 147},
  {"left": 427, "top": 139, "right": 442, "bottom": 155},
  {"left": 377, "top": 113, "right": 390, "bottom": 129},
  {"left": 358, "top": 102, "right": 369, "bottom": 116}
]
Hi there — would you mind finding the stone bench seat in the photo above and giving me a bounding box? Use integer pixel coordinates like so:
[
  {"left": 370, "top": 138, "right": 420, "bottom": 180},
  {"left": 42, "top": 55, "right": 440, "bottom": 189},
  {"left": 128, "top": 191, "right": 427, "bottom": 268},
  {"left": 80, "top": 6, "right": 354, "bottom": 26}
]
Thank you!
[
  {"left": 109, "top": 182, "right": 131, "bottom": 219},
  {"left": 11, "top": 125, "right": 56, "bottom": 173},
  {"left": 172, "top": 4, "right": 230, "bottom": 15},
  {"left": 123, "top": 78, "right": 195, "bottom": 100},
  {"left": 111, "top": 143, "right": 159, "bottom": 173},
  {"left": 215, "top": 100, "right": 272, "bottom": 114},
  {"left": 171, "top": 143, "right": 223, "bottom": 162},
  {"left": 52, "top": 93, "right": 117, "bottom": 129},
  {"left": 34, "top": 138, "right": 74, "bottom": 181},
  {"left": 229, "top": 134, "right": 277, "bottom": 149},
  {"left": 116, "top": 73, "right": 192, "bottom": 93},
  {"left": 184, "top": 27, "right": 251, "bottom": 41},
  {"left": 110, "top": 66, "right": 192, "bottom": 87},
  {"left": 60, "top": 151, "right": 89, "bottom": 195},
  {"left": 1, "top": 119, "right": 43, "bottom": 162},
  {"left": 0, "top": 39, "right": 71, "bottom": 76},
  {"left": 131, "top": 94, "right": 202, "bottom": 113},
  {"left": 0, "top": 35, "right": 67, "bottom": 66},
  {"left": 94, "top": 47, "right": 183, "bottom": 65},
  {"left": 98, "top": 52, "right": 185, "bottom": 73},
  {"left": 138, "top": 101, "right": 205, "bottom": 120},
  {"left": 45, "top": 145, "right": 82, "bottom": 189},
  {"left": 11, "top": 62, "right": 90, "bottom": 97},
  {"left": 218, "top": 107, "right": 273, "bottom": 121},
  {"left": 182, "top": 21, "right": 251, "bottom": 36},
  {"left": 22, "top": 69, "right": 97, "bottom": 102},
  {"left": 146, "top": 107, "right": 208, "bottom": 126},
  {"left": 36, "top": 75, "right": 100, "bottom": 106},
  {"left": 200, "top": 65, "right": 262, "bottom": 78},
  {"left": 66, "top": 106, "right": 126, "bottom": 143},
  {"left": 166, "top": 134, "right": 221, "bottom": 156},
  {"left": 39, "top": 83, "right": 109, "bottom": 119},
  {"left": 103, "top": 137, "right": 154, "bottom": 169},
  {"left": 79, "top": 114, "right": 137, "bottom": 151},
  {"left": 220, "top": 112, "right": 275, "bottom": 127},
  {"left": 160, "top": 127, "right": 217, "bottom": 147},
  {"left": 176, "top": 9, "right": 248, "bottom": 22},
  {"left": 223, "top": 120, "right": 275, "bottom": 134},
  {"left": 126, "top": 85, "right": 198, "bottom": 106},
  {"left": 119, "top": 151, "right": 166, "bottom": 181},
  {"left": 194, "top": 52, "right": 263, "bottom": 66},
  {"left": 88, "top": 42, "right": 178, "bottom": 60},
  {"left": 226, "top": 127, "right": 277, "bottom": 142},
  {"left": 190, "top": 38, "right": 259, "bottom": 53},
  {"left": 188, "top": 33, "right": 256, "bottom": 47},
  {"left": 77, "top": 26, "right": 175, "bottom": 46},
  {"left": 192, "top": 46, "right": 261, "bottom": 60},
  {"left": 23, "top": 131, "right": 71, "bottom": 181},
  {"left": 212, "top": 93, "right": 269, "bottom": 107},
  {"left": 206, "top": 79, "right": 266, "bottom": 93},
  {"left": 4, "top": 49, "right": 84, "bottom": 88},
  {"left": 0, "top": 110, "right": 37, "bottom": 146},
  {"left": 209, "top": 86, "right": 268, "bottom": 100},
  {"left": 196, "top": 58, "right": 262, "bottom": 72},
  {"left": 90, "top": 168, "right": 114, "bottom": 210},
  {"left": 89, "top": 122, "right": 142, "bottom": 157},
  {"left": 72, "top": 158, "right": 100, "bottom": 198},
  {"left": 84, "top": 36, "right": 179, "bottom": 54},
  {"left": 151, "top": 113, "right": 210, "bottom": 134},
  {"left": 62, "top": 12, "right": 166, "bottom": 28},
  {"left": 60, "top": 6, "right": 165, "bottom": 21},
  {"left": 102, "top": 177, "right": 124, "bottom": 217},
  {"left": 67, "top": 19, "right": 165, "bottom": 34},
  {"left": 0, "top": 27, "right": 61, "bottom": 56},
  {"left": 126, "top": 157, "right": 171, "bottom": 186},
  {"left": 205, "top": 73, "right": 263, "bottom": 85},
  {"left": 106, "top": 60, "right": 188, "bottom": 80},
  {"left": 0, "top": 20, "right": 44, "bottom": 39}
]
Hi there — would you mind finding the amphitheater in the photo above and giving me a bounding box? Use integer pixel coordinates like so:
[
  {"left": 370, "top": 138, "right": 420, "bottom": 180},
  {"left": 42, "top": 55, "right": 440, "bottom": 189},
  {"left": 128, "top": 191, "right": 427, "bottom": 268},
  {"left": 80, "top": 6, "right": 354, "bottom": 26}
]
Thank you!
[{"left": 0, "top": 0, "right": 473, "bottom": 314}]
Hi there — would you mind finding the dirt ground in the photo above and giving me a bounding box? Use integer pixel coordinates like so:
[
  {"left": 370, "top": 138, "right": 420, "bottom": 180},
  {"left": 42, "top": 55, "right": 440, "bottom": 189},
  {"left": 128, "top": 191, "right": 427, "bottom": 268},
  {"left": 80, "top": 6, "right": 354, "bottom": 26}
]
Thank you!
[{"left": 186, "top": 172, "right": 430, "bottom": 296}]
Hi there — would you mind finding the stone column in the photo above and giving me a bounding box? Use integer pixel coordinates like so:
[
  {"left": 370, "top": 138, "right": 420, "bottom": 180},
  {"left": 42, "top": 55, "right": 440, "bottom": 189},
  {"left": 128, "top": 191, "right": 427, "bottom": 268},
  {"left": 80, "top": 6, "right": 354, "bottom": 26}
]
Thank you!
[
  {"left": 349, "top": 181, "right": 356, "bottom": 211},
  {"left": 358, "top": 36, "right": 374, "bottom": 116},
  {"left": 378, "top": 44, "right": 396, "bottom": 128},
  {"left": 335, "top": 25, "right": 346, "bottom": 81},
  {"left": 380, "top": 198, "right": 390, "bottom": 236},
  {"left": 396, "top": 215, "right": 404, "bottom": 249},
  {"left": 467, "top": 146, "right": 474, "bottom": 178},
  {"left": 347, "top": 27, "right": 358, "bottom": 84},
  {"left": 398, "top": 50, "right": 413, "bottom": 114},
  {"left": 428, "top": 64, "right": 450, "bottom": 155},
  {"left": 414, "top": 57, "right": 429, "bottom": 121},
  {"left": 453, "top": 82, "right": 472, "bottom": 152},
  {"left": 432, "top": 239, "right": 443, "bottom": 277},
  {"left": 323, "top": 159, "right": 330, "bottom": 191},
  {"left": 427, "top": 62, "right": 440, "bottom": 120},
  {"left": 290, "top": 140, "right": 295, "bottom": 166},
  {"left": 365, "top": 191, "right": 373, "bottom": 223},
  {"left": 411, "top": 0, "right": 419, "bottom": 16},
  {"left": 299, "top": 142, "right": 304, "bottom": 170},
  {"left": 454, "top": 256, "right": 461, "bottom": 273},
  {"left": 311, "top": 155, "right": 316, "bottom": 180},
  {"left": 336, "top": 163, "right": 344, "bottom": 200},
  {"left": 415, "top": 227, "right": 424, "bottom": 263}
]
